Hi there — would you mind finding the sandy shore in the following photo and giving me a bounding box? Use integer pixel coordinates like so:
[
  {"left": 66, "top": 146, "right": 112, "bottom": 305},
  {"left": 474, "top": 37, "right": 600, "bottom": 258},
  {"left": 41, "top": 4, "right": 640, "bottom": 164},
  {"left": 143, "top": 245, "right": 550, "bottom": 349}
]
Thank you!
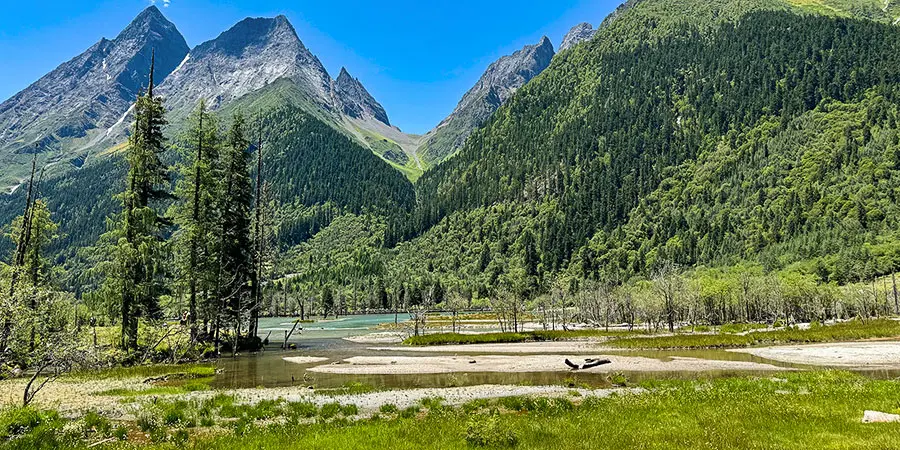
[
  {"left": 233, "top": 385, "right": 628, "bottom": 412},
  {"left": 0, "top": 377, "right": 626, "bottom": 417},
  {"left": 344, "top": 332, "right": 406, "bottom": 344},
  {"left": 306, "top": 354, "right": 789, "bottom": 375},
  {"left": 731, "top": 341, "right": 900, "bottom": 367},
  {"left": 283, "top": 356, "right": 330, "bottom": 365},
  {"left": 0, "top": 377, "right": 151, "bottom": 416},
  {"left": 369, "top": 341, "right": 606, "bottom": 354}
]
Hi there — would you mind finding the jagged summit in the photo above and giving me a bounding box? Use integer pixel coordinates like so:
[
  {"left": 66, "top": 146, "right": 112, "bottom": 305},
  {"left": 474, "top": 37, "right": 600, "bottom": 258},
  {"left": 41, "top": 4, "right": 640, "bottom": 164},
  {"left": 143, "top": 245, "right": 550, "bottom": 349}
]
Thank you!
[
  {"left": 559, "top": 23, "right": 596, "bottom": 51},
  {"left": 156, "top": 14, "right": 333, "bottom": 115},
  {"left": 0, "top": 6, "right": 188, "bottom": 180},
  {"left": 418, "top": 36, "right": 555, "bottom": 164},
  {"left": 192, "top": 15, "right": 298, "bottom": 58},
  {"left": 333, "top": 67, "right": 391, "bottom": 126}
]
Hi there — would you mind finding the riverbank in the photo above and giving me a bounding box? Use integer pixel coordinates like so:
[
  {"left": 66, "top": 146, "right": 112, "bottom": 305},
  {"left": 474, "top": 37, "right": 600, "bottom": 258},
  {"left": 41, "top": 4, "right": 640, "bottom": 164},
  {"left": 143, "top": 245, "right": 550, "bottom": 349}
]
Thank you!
[
  {"left": 731, "top": 341, "right": 900, "bottom": 368},
  {"left": 4, "top": 371, "right": 900, "bottom": 449},
  {"left": 303, "top": 354, "right": 789, "bottom": 375}
]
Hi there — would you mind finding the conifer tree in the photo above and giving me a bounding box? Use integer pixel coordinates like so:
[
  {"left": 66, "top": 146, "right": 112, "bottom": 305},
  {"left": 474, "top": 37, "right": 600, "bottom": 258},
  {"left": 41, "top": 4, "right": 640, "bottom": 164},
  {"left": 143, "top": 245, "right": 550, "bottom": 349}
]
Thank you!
[
  {"left": 217, "top": 112, "right": 253, "bottom": 341},
  {"left": 172, "top": 100, "right": 221, "bottom": 342},
  {"left": 102, "top": 51, "right": 171, "bottom": 350}
]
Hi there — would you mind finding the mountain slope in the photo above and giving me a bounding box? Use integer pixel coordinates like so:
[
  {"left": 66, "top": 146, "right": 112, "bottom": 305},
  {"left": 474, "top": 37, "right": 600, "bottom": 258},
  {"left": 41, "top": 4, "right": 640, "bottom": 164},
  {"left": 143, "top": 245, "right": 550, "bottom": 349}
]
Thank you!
[
  {"left": 578, "top": 92, "right": 900, "bottom": 283},
  {"left": 333, "top": 67, "right": 391, "bottom": 125},
  {"left": 0, "top": 6, "right": 189, "bottom": 186},
  {"left": 559, "top": 23, "right": 597, "bottom": 51},
  {"left": 417, "top": 36, "right": 555, "bottom": 165},
  {"left": 396, "top": 1, "right": 900, "bottom": 292}
]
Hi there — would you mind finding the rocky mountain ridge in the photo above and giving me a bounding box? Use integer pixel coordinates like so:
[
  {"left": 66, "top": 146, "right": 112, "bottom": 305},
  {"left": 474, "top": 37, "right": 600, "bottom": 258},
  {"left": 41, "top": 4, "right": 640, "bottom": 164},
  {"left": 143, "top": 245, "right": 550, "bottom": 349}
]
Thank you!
[
  {"left": 0, "top": 6, "right": 189, "bottom": 185},
  {"left": 416, "top": 36, "right": 556, "bottom": 165}
]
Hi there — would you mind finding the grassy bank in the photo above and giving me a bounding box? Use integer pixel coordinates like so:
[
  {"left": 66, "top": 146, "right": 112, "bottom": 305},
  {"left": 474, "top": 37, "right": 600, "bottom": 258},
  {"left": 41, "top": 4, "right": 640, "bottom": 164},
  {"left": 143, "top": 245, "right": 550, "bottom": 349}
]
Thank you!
[
  {"left": 607, "top": 319, "right": 900, "bottom": 349},
  {"left": 404, "top": 319, "right": 900, "bottom": 349},
  {"left": 404, "top": 329, "right": 640, "bottom": 346},
  {"left": 3, "top": 371, "right": 899, "bottom": 449}
]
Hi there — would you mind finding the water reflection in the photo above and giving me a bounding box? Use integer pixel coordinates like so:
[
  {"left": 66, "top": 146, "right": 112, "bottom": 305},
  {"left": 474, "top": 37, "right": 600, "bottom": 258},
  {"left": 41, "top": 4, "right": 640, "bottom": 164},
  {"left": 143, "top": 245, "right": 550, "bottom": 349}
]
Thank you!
[{"left": 212, "top": 314, "right": 900, "bottom": 390}]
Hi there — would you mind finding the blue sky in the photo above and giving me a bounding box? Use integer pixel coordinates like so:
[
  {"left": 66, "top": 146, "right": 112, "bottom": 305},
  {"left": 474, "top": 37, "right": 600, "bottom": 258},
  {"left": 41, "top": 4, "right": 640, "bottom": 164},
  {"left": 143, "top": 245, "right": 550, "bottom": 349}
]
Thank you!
[{"left": 0, "top": 0, "right": 619, "bottom": 134}]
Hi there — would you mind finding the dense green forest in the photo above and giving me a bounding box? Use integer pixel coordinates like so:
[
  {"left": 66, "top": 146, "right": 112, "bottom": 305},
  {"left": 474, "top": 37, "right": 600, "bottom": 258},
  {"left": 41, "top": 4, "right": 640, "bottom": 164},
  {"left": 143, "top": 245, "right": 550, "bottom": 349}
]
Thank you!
[
  {"left": 0, "top": 107, "right": 415, "bottom": 292},
  {"left": 5, "top": 0, "right": 900, "bottom": 341},
  {"left": 261, "top": 7, "right": 900, "bottom": 327},
  {"left": 403, "top": 11, "right": 900, "bottom": 281}
]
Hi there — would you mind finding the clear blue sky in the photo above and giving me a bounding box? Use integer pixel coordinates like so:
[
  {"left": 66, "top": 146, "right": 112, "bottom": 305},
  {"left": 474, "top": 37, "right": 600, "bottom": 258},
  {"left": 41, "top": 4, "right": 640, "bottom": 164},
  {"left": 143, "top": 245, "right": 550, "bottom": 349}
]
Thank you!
[{"left": 0, "top": 0, "right": 619, "bottom": 134}]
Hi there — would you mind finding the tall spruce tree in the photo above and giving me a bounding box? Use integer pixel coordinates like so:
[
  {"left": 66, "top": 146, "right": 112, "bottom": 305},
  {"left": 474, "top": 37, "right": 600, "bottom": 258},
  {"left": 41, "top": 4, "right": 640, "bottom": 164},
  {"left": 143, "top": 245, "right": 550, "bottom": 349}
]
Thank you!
[
  {"left": 102, "top": 52, "right": 172, "bottom": 350},
  {"left": 172, "top": 100, "right": 221, "bottom": 342},
  {"left": 214, "top": 112, "right": 253, "bottom": 349}
]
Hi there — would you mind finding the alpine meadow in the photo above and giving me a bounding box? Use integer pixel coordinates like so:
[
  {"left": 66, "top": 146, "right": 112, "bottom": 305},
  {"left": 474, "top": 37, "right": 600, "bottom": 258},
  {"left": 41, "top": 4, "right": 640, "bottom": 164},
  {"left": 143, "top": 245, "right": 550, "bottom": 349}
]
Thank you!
[{"left": 3, "top": 0, "right": 900, "bottom": 449}]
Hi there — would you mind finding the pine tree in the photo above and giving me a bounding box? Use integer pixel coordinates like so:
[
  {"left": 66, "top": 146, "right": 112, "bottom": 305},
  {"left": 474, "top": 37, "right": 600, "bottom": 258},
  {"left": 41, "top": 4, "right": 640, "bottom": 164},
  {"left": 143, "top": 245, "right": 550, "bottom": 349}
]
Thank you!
[
  {"left": 217, "top": 112, "right": 253, "bottom": 341},
  {"left": 103, "top": 51, "right": 172, "bottom": 350},
  {"left": 172, "top": 100, "right": 221, "bottom": 342}
]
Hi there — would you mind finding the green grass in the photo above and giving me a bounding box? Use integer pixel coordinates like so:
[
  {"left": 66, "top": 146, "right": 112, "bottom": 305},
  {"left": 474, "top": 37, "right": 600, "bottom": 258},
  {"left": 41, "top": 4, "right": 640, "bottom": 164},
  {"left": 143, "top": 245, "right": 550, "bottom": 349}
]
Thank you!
[
  {"left": 93, "top": 377, "right": 213, "bottom": 397},
  {"left": 136, "top": 371, "right": 898, "bottom": 449},
  {"left": 403, "top": 329, "right": 641, "bottom": 346},
  {"left": 67, "top": 364, "right": 216, "bottom": 381},
  {"left": 608, "top": 319, "right": 900, "bottom": 349},
  {"left": 406, "top": 320, "right": 900, "bottom": 349},
  {"left": 5, "top": 371, "right": 900, "bottom": 448}
]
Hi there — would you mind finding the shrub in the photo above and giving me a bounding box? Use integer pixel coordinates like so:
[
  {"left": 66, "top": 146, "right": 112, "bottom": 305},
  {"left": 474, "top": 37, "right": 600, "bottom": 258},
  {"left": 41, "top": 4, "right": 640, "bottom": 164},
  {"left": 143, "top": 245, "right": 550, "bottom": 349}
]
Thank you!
[
  {"left": 319, "top": 403, "right": 343, "bottom": 419},
  {"left": 465, "top": 413, "right": 518, "bottom": 448},
  {"left": 286, "top": 401, "right": 318, "bottom": 420},
  {"left": 379, "top": 404, "right": 398, "bottom": 414},
  {"left": 136, "top": 413, "right": 160, "bottom": 433},
  {"left": 112, "top": 425, "right": 128, "bottom": 441},
  {"left": 399, "top": 406, "right": 420, "bottom": 419},
  {"left": 340, "top": 404, "right": 359, "bottom": 416},
  {"left": 172, "top": 428, "right": 190, "bottom": 445},
  {"left": 82, "top": 411, "right": 111, "bottom": 436}
]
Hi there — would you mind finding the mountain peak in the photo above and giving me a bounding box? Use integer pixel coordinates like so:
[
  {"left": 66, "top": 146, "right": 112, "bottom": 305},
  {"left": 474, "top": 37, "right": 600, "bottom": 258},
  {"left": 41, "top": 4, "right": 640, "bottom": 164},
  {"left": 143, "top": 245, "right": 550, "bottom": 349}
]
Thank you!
[
  {"left": 560, "top": 23, "right": 596, "bottom": 51},
  {"left": 333, "top": 67, "right": 390, "bottom": 126},
  {"left": 419, "top": 35, "right": 555, "bottom": 164},
  {"left": 118, "top": 5, "right": 178, "bottom": 40},
  {"left": 196, "top": 15, "right": 302, "bottom": 58},
  {"left": 0, "top": 3, "right": 188, "bottom": 171},
  {"left": 155, "top": 14, "right": 333, "bottom": 115}
]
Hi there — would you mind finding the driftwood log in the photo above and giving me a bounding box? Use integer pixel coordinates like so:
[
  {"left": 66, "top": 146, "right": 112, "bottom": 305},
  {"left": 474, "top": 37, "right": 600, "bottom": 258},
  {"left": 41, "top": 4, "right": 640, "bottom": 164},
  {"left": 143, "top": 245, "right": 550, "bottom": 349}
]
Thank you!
[
  {"left": 582, "top": 359, "right": 612, "bottom": 369},
  {"left": 565, "top": 358, "right": 612, "bottom": 370}
]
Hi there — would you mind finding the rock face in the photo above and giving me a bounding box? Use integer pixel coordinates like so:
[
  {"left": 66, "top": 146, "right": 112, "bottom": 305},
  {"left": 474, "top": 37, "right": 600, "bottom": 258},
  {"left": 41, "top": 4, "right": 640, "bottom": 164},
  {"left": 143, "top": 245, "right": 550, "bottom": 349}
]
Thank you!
[
  {"left": 333, "top": 67, "right": 390, "bottom": 126},
  {"left": 419, "top": 36, "right": 555, "bottom": 165},
  {"left": 559, "top": 23, "right": 597, "bottom": 51},
  {"left": 0, "top": 6, "right": 188, "bottom": 159},
  {"left": 157, "top": 15, "right": 333, "bottom": 117}
]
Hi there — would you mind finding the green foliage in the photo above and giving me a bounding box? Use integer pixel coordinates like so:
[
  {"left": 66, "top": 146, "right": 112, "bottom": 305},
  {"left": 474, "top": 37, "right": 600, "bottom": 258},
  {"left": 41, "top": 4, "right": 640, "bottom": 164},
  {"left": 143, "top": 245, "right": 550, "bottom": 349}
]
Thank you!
[
  {"left": 609, "top": 318, "right": 900, "bottom": 349},
  {"left": 395, "top": 9, "right": 900, "bottom": 300},
  {"left": 404, "top": 329, "right": 638, "bottom": 346},
  {"left": 465, "top": 412, "right": 519, "bottom": 448},
  {"left": 0, "top": 407, "right": 81, "bottom": 450},
  {"left": 263, "top": 106, "right": 414, "bottom": 247}
]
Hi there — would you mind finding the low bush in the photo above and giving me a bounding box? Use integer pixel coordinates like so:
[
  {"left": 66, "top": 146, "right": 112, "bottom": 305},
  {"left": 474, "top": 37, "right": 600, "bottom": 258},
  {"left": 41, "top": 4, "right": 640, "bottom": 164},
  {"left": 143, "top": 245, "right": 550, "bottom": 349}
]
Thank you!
[{"left": 465, "top": 413, "right": 518, "bottom": 448}]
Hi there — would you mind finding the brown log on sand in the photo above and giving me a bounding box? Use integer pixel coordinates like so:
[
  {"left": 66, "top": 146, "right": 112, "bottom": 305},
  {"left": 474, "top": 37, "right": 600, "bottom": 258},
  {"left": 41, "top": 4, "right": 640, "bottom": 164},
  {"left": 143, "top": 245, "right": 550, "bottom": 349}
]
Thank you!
[{"left": 582, "top": 359, "right": 612, "bottom": 369}]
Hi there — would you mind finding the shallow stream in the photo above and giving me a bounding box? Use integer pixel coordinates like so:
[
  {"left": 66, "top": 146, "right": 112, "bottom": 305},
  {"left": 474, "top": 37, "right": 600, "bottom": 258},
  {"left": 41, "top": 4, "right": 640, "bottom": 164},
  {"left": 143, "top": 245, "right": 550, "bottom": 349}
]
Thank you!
[{"left": 210, "top": 315, "right": 900, "bottom": 391}]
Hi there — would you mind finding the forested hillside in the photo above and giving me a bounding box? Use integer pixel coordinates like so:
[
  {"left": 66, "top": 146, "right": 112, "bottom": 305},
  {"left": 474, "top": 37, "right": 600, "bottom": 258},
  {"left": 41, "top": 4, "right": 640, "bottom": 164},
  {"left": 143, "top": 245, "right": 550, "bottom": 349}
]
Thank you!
[
  {"left": 263, "top": 106, "right": 415, "bottom": 245},
  {"left": 384, "top": 8, "right": 900, "bottom": 298},
  {"left": 0, "top": 105, "right": 414, "bottom": 290}
]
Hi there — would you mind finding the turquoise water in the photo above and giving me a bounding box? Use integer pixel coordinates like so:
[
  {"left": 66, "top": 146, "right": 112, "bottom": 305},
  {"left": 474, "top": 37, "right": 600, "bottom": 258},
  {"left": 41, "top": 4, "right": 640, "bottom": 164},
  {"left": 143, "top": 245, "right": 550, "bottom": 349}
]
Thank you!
[
  {"left": 256, "top": 313, "right": 410, "bottom": 341},
  {"left": 209, "top": 314, "right": 900, "bottom": 389}
]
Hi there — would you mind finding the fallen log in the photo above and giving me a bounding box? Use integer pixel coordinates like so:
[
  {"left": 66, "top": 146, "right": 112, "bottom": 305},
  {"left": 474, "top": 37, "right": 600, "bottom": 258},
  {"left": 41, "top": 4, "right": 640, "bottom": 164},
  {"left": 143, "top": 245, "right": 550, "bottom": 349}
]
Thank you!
[
  {"left": 564, "top": 359, "right": 580, "bottom": 370},
  {"left": 582, "top": 359, "right": 612, "bottom": 369}
]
